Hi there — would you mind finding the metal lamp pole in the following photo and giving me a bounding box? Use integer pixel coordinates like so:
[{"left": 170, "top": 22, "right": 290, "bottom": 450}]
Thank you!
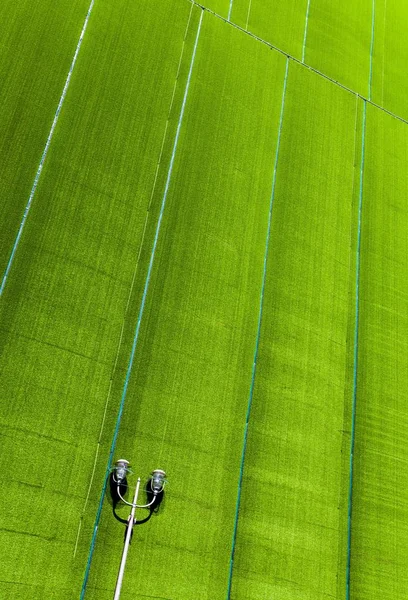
[
  {"left": 113, "top": 477, "right": 141, "bottom": 600},
  {"left": 110, "top": 461, "right": 167, "bottom": 600}
]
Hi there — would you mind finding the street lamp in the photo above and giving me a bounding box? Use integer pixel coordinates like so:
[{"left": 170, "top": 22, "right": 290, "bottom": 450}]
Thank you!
[{"left": 109, "top": 459, "right": 167, "bottom": 600}]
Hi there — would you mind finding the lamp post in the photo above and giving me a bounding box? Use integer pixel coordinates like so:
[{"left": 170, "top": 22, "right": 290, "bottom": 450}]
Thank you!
[{"left": 110, "top": 459, "right": 167, "bottom": 600}]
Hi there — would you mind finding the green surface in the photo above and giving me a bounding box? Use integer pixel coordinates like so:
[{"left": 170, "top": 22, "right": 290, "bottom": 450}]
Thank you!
[
  {"left": 231, "top": 0, "right": 308, "bottom": 58},
  {"left": 82, "top": 12, "right": 287, "bottom": 599},
  {"left": 0, "top": 0, "right": 196, "bottom": 596},
  {"left": 229, "top": 62, "right": 359, "bottom": 599},
  {"left": 198, "top": 0, "right": 231, "bottom": 19},
  {"left": 350, "top": 104, "right": 408, "bottom": 598},
  {"left": 0, "top": 0, "right": 90, "bottom": 276},
  {"left": 2, "top": 1, "right": 408, "bottom": 599},
  {"left": 371, "top": 0, "right": 408, "bottom": 121}
]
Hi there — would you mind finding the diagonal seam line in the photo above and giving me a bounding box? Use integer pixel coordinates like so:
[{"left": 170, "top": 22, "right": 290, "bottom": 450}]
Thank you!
[
  {"left": 0, "top": 0, "right": 95, "bottom": 298},
  {"left": 189, "top": 0, "right": 408, "bottom": 128},
  {"left": 225, "top": 57, "right": 289, "bottom": 600},
  {"left": 302, "top": 0, "right": 312, "bottom": 63},
  {"left": 78, "top": 10, "right": 204, "bottom": 598},
  {"left": 345, "top": 99, "right": 367, "bottom": 600}
]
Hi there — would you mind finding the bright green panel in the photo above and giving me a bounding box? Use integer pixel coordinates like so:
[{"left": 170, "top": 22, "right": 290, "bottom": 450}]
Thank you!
[
  {"left": 305, "top": 0, "right": 372, "bottom": 96},
  {"left": 82, "top": 14, "right": 287, "bottom": 600},
  {"left": 199, "top": 0, "right": 230, "bottom": 18},
  {"left": 0, "top": 0, "right": 90, "bottom": 275},
  {"left": 0, "top": 0, "right": 195, "bottom": 596},
  {"left": 229, "top": 62, "right": 359, "bottom": 599},
  {"left": 371, "top": 0, "right": 408, "bottom": 121},
  {"left": 231, "top": 0, "right": 308, "bottom": 59},
  {"left": 351, "top": 105, "right": 408, "bottom": 598}
]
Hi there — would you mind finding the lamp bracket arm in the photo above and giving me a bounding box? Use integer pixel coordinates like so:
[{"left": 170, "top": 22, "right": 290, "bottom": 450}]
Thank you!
[
  {"left": 116, "top": 486, "right": 138, "bottom": 507},
  {"left": 135, "top": 498, "right": 156, "bottom": 509},
  {"left": 116, "top": 486, "right": 158, "bottom": 509}
]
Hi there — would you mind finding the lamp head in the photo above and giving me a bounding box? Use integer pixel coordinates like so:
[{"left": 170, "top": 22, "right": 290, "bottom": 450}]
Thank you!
[
  {"left": 151, "top": 469, "right": 167, "bottom": 495},
  {"left": 113, "top": 459, "right": 131, "bottom": 483}
]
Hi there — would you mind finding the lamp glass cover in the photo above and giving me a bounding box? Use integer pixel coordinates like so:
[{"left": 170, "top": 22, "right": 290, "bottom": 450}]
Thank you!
[
  {"left": 114, "top": 459, "right": 130, "bottom": 483},
  {"left": 151, "top": 469, "right": 166, "bottom": 493}
]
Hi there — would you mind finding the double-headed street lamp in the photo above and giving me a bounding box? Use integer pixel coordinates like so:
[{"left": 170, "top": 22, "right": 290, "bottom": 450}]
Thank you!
[{"left": 109, "top": 459, "right": 167, "bottom": 600}]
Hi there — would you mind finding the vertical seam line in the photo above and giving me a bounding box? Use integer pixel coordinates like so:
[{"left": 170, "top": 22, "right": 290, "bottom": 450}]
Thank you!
[
  {"left": 225, "top": 57, "right": 289, "bottom": 600},
  {"left": 302, "top": 0, "right": 311, "bottom": 63},
  {"left": 347, "top": 0, "right": 374, "bottom": 588},
  {"left": 245, "top": 0, "right": 252, "bottom": 31},
  {"left": 227, "top": 0, "right": 233, "bottom": 22},
  {"left": 0, "top": 0, "right": 96, "bottom": 297},
  {"left": 346, "top": 98, "right": 367, "bottom": 600},
  {"left": 368, "top": 0, "right": 376, "bottom": 100},
  {"left": 78, "top": 9, "right": 204, "bottom": 598}
]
